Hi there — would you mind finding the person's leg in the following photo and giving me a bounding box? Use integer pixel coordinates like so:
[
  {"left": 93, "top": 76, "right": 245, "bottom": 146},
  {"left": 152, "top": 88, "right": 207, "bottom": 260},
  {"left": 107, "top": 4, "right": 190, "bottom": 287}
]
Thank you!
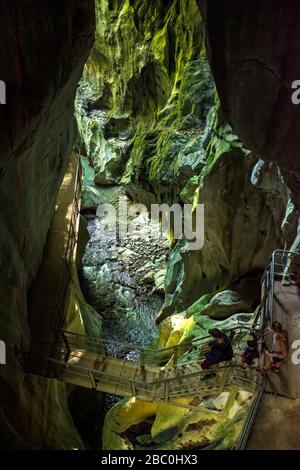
[
  {"left": 282, "top": 273, "right": 291, "bottom": 286},
  {"left": 242, "top": 349, "right": 256, "bottom": 365},
  {"left": 245, "top": 353, "right": 254, "bottom": 366},
  {"left": 201, "top": 359, "right": 213, "bottom": 370},
  {"left": 271, "top": 357, "right": 282, "bottom": 373},
  {"left": 282, "top": 253, "right": 295, "bottom": 285},
  {"left": 257, "top": 352, "right": 272, "bottom": 373},
  {"left": 264, "top": 354, "right": 273, "bottom": 370}
]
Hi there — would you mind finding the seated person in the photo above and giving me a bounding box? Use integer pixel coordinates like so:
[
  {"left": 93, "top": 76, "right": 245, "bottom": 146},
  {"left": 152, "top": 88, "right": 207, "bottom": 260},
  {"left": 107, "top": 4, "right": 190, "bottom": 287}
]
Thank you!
[
  {"left": 201, "top": 328, "right": 233, "bottom": 370},
  {"left": 241, "top": 331, "right": 259, "bottom": 365},
  {"left": 257, "top": 321, "right": 288, "bottom": 374}
]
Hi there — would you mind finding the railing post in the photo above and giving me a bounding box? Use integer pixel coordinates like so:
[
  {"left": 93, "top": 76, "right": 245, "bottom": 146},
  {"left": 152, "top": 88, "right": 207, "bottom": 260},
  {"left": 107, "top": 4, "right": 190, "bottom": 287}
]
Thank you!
[
  {"left": 130, "top": 380, "right": 136, "bottom": 397},
  {"left": 88, "top": 370, "right": 97, "bottom": 390},
  {"left": 223, "top": 386, "right": 238, "bottom": 416},
  {"left": 62, "top": 332, "right": 71, "bottom": 363},
  {"left": 218, "top": 366, "right": 230, "bottom": 394},
  {"left": 269, "top": 253, "right": 276, "bottom": 324},
  {"left": 164, "top": 380, "right": 169, "bottom": 402},
  {"left": 140, "top": 351, "right": 146, "bottom": 377},
  {"left": 173, "top": 345, "right": 178, "bottom": 369}
]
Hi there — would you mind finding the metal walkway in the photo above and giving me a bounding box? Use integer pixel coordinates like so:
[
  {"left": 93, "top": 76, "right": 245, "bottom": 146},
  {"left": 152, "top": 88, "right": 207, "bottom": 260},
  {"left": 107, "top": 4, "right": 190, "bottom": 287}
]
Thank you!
[{"left": 34, "top": 322, "right": 265, "bottom": 412}]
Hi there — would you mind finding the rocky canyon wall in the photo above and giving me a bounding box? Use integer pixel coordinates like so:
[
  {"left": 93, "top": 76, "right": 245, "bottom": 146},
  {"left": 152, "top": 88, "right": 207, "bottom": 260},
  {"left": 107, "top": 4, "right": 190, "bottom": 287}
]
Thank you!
[
  {"left": 197, "top": 0, "right": 300, "bottom": 209},
  {"left": 0, "top": 1, "right": 95, "bottom": 449}
]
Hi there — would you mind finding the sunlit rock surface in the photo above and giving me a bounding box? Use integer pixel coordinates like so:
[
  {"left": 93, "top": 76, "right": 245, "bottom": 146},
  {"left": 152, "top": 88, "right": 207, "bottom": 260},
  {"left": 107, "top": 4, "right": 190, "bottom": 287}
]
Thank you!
[
  {"left": 103, "top": 389, "right": 253, "bottom": 450},
  {"left": 76, "top": 0, "right": 212, "bottom": 202},
  {"left": 77, "top": 1, "right": 290, "bottom": 322},
  {"left": 160, "top": 107, "right": 288, "bottom": 318}
]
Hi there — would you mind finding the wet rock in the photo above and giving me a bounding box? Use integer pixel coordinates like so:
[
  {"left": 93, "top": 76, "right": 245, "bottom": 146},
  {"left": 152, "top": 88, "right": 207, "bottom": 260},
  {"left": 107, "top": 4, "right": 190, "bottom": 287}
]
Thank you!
[
  {"left": 82, "top": 185, "right": 103, "bottom": 210},
  {"left": 153, "top": 269, "right": 166, "bottom": 294}
]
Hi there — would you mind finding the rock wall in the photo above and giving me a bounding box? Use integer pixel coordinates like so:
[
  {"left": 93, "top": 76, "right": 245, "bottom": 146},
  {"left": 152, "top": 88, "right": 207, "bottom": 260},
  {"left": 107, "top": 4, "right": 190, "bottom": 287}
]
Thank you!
[
  {"left": 77, "top": 0, "right": 212, "bottom": 198},
  {"left": 161, "top": 106, "right": 288, "bottom": 318},
  {"left": 1, "top": 0, "right": 292, "bottom": 451},
  {"left": 197, "top": 0, "right": 300, "bottom": 209},
  {"left": 0, "top": 1, "right": 95, "bottom": 449}
]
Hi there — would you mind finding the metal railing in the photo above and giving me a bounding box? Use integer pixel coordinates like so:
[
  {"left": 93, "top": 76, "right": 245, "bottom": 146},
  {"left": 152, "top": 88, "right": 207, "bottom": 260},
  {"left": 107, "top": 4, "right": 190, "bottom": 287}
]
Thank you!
[
  {"left": 234, "top": 248, "right": 300, "bottom": 448},
  {"left": 260, "top": 249, "right": 300, "bottom": 325},
  {"left": 36, "top": 316, "right": 265, "bottom": 409},
  {"left": 54, "top": 157, "right": 82, "bottom": 331},
  {"left": 28, "top": 245, "right": 298, "bottom": 439},
  {"left": 55, "top": 320, "right": 265, "bottom": 374},
  {"left": 235, "top": 375, "right": 266, "bottom": 449}
]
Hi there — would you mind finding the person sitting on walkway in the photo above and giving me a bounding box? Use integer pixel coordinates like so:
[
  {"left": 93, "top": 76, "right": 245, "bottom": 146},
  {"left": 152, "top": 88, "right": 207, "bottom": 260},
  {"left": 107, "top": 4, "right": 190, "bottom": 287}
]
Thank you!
[
  {"left": 257, "top": 321, "right": 288, "bottom": 374},
  {"left": 201, "top": 328, "right": 233, "bottom": 370},
  {"left": 241, "top": 330, "right": 259, "bottom": 366}
]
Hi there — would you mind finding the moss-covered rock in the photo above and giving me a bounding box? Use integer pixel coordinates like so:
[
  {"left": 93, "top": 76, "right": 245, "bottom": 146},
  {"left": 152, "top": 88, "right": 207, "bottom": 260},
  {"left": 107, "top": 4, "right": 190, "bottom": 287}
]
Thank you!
[
  {"left": 198, "top": 290, "right": 252, "bottom": 320},
  {"left": 160, "top": 106, "right": 287, "bottom": 318}
]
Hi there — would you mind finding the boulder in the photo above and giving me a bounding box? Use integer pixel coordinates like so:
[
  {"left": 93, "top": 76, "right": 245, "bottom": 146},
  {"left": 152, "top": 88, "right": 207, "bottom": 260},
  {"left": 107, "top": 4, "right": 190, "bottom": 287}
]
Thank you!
[{"left": 201, "top": 290, "right": 252, "bottom": 320}]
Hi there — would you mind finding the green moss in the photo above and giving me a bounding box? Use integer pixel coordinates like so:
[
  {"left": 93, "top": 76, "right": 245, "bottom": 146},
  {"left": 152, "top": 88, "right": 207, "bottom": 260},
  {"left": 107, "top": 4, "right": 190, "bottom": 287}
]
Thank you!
[{"left": 77, "top": 0, "right": 214, "bottom": 204}]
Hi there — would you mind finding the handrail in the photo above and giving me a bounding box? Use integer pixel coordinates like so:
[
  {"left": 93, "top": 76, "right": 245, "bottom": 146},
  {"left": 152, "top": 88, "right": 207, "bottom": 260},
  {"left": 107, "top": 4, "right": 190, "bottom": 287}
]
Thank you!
[
  {"left": 53, "top": 156, "right": 82, "bottom": 331},
  {"left": 28, "top": 248, "right": 298, "bottom": 439},
  {"left": 261, "top": 248, "right": 300, "bottom": 326},
  {"left": 235, "top": 375, "right": 266, "bottom": 449},
  {"left": 59, "top": 322, "right": 263, "bottom": 361},
  {"left": 54, "top": 327, "right": 254, "bottom": 372}
]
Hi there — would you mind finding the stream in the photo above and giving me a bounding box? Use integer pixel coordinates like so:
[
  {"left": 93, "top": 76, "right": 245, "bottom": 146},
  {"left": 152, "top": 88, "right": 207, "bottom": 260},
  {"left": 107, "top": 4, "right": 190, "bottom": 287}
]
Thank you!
[{"left": 79, "top": 184, "right": 170, "bottom": 409}]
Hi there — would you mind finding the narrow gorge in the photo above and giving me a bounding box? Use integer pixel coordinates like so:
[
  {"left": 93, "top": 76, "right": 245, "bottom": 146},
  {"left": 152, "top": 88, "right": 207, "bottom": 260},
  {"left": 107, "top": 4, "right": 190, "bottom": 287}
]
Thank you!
[{"left": 1, "top": 0, "right": 300, "bottom": 451}]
